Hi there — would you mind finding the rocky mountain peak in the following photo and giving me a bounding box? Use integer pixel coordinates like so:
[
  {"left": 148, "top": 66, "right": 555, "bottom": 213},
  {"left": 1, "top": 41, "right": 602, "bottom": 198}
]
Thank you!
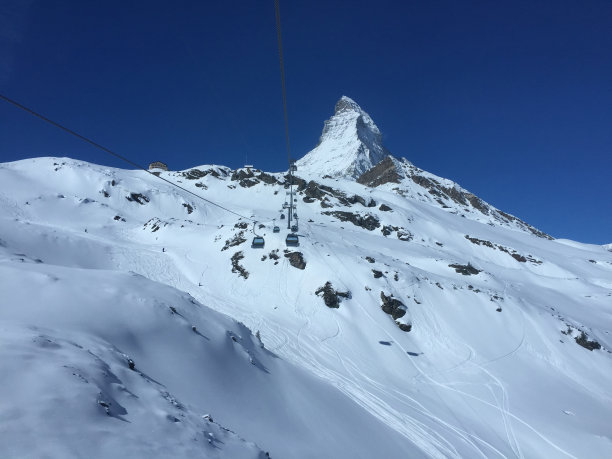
[
  {"left": 334, "top": 96, "right": 363, "bottom": 115},
  {"left": 296, "top": 96, "right": 391, "bottom": 179}
]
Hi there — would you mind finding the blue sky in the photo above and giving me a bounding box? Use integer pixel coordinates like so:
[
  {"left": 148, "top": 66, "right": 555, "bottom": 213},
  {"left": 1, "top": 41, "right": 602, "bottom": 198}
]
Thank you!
[{"left": 0, "top": 0, "right": 610, "bottom": 244}]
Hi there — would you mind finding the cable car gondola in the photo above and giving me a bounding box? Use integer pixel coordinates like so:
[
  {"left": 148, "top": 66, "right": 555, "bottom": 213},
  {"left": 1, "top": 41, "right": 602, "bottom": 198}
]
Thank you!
[
  {"left": 280, "top": 213, "right": 285, "bottom": 220},
  {"left": 285, "top": 233, "right": 299, "bottom": 247},
  {"left": 273, "top": 226, "right": 280, "bottom": 233},
  {"left": 251, "top": 236, "right": 265, "bottom": 248}
]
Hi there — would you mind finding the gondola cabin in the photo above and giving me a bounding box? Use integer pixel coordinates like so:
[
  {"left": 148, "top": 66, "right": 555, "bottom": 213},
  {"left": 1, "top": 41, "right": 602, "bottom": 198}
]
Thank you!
[
  {"left": 286, "top": 233, "right": 299, "bottom": 247},
  {"left": 273, "top": 226, "right": 280, "bottom": 233},
  {"left": 280, "top": 213, "right": 286, "bottom": 220},
  {"left": 251, "top": 236, "right": 265, "bottom": 248}
]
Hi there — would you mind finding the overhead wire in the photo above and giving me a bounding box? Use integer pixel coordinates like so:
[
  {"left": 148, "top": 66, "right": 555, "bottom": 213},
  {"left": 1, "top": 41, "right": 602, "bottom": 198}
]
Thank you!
[
  {"left": 274, "top": 0, "right": 292, "bottom": 167},
  {"left": 0, "top": 93, "right": 256, "bottom": 222}
]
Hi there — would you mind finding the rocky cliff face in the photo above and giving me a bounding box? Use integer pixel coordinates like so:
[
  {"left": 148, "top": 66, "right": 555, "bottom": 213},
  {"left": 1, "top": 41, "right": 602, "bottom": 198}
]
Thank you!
[{"left": 356, "top": 155, "right": 553, "bottom": 239}]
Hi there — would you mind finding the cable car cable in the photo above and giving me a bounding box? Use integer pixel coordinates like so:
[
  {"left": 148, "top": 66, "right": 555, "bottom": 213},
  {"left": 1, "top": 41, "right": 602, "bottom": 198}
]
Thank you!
[
  {"left": 0, "top": 93, "right": 257, "bottom": 222},
  {"left": 274, "top": 0, "right": 291, "bottom": 168}
]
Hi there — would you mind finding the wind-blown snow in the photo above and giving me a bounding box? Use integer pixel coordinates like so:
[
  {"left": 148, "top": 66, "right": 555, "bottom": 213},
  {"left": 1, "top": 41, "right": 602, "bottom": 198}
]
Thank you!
[{"left": 1, "top": 111, "right": 611, "bottom": 457}]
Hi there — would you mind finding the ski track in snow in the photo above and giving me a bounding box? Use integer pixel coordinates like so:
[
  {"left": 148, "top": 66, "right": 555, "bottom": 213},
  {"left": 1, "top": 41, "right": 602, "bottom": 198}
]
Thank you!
[
  {"left": 66, "top": 213, "right": 596, "bottom": 459},
  {"left": 314, "top": 223, "right": 579, "bottom": 459},
  {"left": 318, "top": 239, "right": 499, "bottom": 458}
]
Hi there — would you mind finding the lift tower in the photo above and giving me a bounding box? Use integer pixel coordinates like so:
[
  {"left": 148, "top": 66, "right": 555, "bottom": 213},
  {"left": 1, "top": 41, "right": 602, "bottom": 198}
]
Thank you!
[{"left": 287, "top": 160, "right": 297, "bottom": 230}]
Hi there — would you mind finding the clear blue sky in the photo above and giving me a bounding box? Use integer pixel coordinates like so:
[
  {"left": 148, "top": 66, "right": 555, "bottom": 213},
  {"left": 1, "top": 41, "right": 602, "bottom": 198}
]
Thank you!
[{"left": 0, "top": 1, "right": 610, "bottom": 244}]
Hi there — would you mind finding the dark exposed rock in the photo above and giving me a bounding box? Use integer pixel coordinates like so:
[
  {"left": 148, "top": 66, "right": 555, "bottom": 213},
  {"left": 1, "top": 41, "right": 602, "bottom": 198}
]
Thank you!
[
  {"left": 440, "top": 185, "right": 468, "bottom": 206},
  {"left": 410, "top": 174, "right": 437, "bottom": 190},
  {"left": 284, "top": 251, "right": 306, "bottom": 270},
  {"left": 300, "top": 179, "right": 374, "bottom": 209},
  {"left": 398, "top": 323, "right": 412, "bottom": 332},
  {"left": 182, "top": 169, "right": 208, "bottom": 180},
  {"left": 465, "top": 193, "right": 489, "bottom": 214},
  {"left": 231, "top": 251, "right": 249, "bottom": 279},
  {"left": 379, "top": 204, "right": 392, "bottom": 212},
  {"left": 380, "top": 292, "right": 407, "bottom": 321},
  {"left": 231, "top": 169, "right": 255, "bottom": 181},
  {"left": 365, "top": 256, "right": 375, "bottom": 263},
  {"left": 372, "top": 270, "right": 383, "bottom": 278},
  {"left": 303, "top": 181, "right": 327, "bottom": 200},
  {"left": 449, "top": 263, "right": 481, "bottom": 275},
  {"left": 182, "top": 167, "right": 228, "bottom": 180},
  {"left": 381, "top": 225, "right": 395, "bottom": 236},
  {"left": 222, "top": 232, "right": 246, "bottom": 251},
  {"left": 357, "top": 156, "right": 402, "bottom": 187},
  {"left": 257, "top": 172, "right": 279, "bottom": 185},
  {"left": 143, "top": 218, "right": 165, "bottom": 232},
  {"left": 322, "top": 211, "right": 380, "bottom": 231},
  {"left": 234, "top": 222, "right": 249, "bottom": 229},
  {"left": 315, "top": 282, "right": 350, "bottom": 308},
  {"left": 229, "top": 169, "right": 261, "bottom": 188},
  {"left": 182, "top": 203, "right": 194, "bottom": 214},
  {"left": 465, "top": 235, "right": 495, "bottom": 249},
  {"left": 465, "top": 235, "right": 542, "bottom": 264},
  {"left": 348, "top": 194, "right": 366, "bottom": 207},
  {"left": 126, "top": 193, "right": 149, "bottom": 204},
  {"left": 239, "top": 179, "right": 259, "bottom": 188},
  {"left": 575, "top": 332, "right": 601, "bottom": 351},
  {"left": 397, "top": 230, "right": 413, "bottom": 242}
]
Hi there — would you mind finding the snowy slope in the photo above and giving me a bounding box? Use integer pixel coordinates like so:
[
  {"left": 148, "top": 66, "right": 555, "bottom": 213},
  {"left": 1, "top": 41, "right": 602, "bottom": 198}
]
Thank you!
[
  {"left": 0, "top": 159, "right": 421, "bottom": 459},
  {"left": 1, "top": 154, "right": 611, "bottom": 458}
]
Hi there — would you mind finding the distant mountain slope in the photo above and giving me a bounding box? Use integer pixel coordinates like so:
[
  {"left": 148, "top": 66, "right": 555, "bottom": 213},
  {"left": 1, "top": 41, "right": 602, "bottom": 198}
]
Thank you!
[{"left": 297, "top": 97, "right": 551, "bottom": 240}]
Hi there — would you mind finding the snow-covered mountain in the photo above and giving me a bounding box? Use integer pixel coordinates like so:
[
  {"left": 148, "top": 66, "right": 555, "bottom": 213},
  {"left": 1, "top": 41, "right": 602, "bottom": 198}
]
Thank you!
[
  {"left": 1, "top": 99, "right": 611, "bottom": 458},
  {"left": 296, "top": 96, "right": 390, "bottom": 178}
]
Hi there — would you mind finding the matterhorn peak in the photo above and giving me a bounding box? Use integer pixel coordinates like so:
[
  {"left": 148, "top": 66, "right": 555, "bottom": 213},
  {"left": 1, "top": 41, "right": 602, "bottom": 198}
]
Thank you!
[
  {"left": 334, "top": 95, "right": 363, "bottom": 114},
  {"left": 296, "top": 96, "right": 391, "bottom": 179}
]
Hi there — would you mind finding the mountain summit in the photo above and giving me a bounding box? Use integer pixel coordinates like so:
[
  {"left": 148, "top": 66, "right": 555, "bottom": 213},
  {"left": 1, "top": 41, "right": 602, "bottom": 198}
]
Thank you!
[{"left": 297, "top": 96, "right": 391, "bottom": 178}]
